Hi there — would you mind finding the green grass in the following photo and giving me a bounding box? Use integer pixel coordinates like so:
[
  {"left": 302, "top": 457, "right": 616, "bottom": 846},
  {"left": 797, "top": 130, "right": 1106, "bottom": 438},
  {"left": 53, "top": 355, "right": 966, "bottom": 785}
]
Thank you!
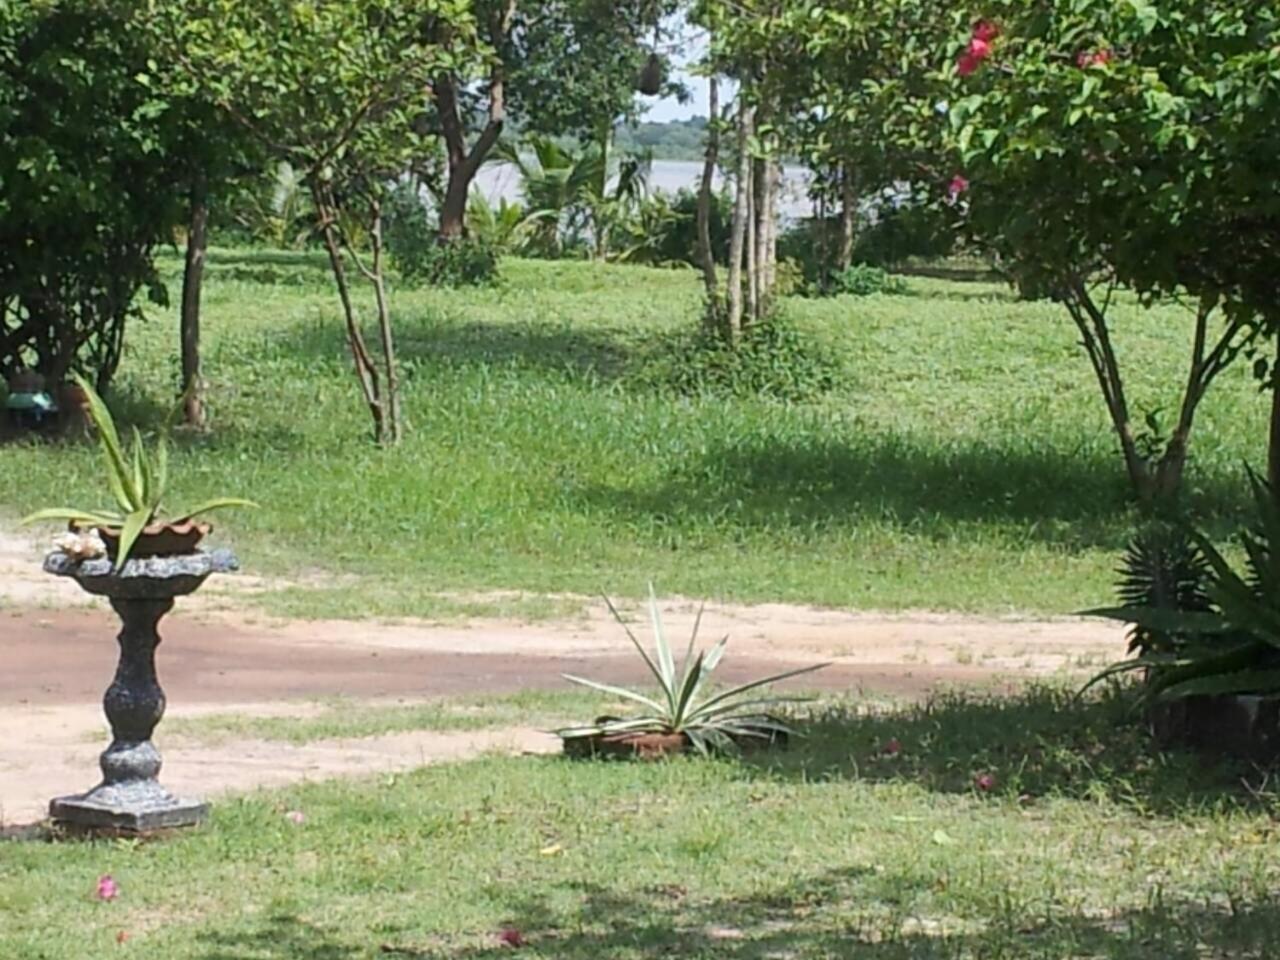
[
  {"left": 4, "top": 687, "right": 1279, "bottom": 958},
  {"left": 1, "top": 251, "right": 1267, "bottom": 616},
  {"left": 164, "top": 691, "right": 592, "bottom": 745}
]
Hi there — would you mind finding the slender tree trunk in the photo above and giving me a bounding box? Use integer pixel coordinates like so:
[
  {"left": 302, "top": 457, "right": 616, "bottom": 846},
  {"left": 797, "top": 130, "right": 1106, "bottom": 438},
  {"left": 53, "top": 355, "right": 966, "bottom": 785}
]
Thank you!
[
  {"left": 838, "top": 166, "right": 857, "bottom": 272},
  {"left": 761, "top": 157, "right": 778, "bottom": 312},
  {"left": 1067, "top": 283, "right": 1247, "bottom": 510},
  {"left": 180, "top": 174, "right": 209, "bottom": 429},
  {"left": 697, "top": 74, "right": 721, "bottom": 321},
  {"left": 366, "top": 201, "right": 401, "bottom": 444},
  {"left": 313, "top": 184, "right": 386, "bottom": 444},
  {"left": 1269, "top": 336, "right": 1280, "bottom": 500},
  {"left": 726, "top": 102, "right": 754, "bottom": 344},
  {"left": 746, "top": 154, "right": 758, "bottom": 327}
]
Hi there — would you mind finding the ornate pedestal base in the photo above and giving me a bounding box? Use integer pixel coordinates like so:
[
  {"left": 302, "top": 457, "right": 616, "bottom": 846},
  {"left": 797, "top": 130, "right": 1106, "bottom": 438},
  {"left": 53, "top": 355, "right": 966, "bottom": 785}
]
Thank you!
[
  {"left": 51, "top": 784, "right": 209, "bottom": 833},
  {"left": 44, "top": 549, "right": 237, "bottom": 834}
]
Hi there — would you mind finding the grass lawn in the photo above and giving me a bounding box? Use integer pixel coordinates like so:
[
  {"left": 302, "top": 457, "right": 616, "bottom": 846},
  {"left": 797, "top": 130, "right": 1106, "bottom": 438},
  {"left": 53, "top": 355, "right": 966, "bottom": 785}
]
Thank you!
[
  {"left": 0, "top": 251, "right": 1266, "bottom": 616},
  {"left": 4, "top": 687, "right": 1278, "bottom": 958}
]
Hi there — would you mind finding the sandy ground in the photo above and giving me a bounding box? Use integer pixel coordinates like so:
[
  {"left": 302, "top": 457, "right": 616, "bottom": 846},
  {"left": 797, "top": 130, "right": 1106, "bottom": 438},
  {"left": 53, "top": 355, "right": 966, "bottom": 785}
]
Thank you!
[{"left": 0, "top": 525, "right": 1125, "bottom": 827}]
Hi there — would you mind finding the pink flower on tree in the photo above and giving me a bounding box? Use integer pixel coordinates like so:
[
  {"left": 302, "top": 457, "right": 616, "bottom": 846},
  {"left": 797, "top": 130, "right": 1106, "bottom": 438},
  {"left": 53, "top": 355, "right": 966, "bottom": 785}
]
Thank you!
[
  {"left": 958, "top": 19, "right": 999, "bottom": 75},
  {"left": 948, "top": 174, "right": 970, "bottom": 203},
  {"left": 96, "top": 875, "right": 120, "bottom": 902},
  {"left": 972, "top": 20, "right": 1000, "bottom": 43}
]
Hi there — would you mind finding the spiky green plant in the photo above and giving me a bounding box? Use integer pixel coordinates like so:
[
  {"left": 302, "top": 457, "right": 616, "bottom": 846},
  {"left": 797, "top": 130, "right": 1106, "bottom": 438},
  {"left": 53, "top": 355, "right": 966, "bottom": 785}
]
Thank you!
[
  {"left": 1114, "top": 522, "right": 1213, "bottom": 656},
  {"left": 1083, "top": 471, "right": 1280, "bottom": 702},
  {"left": 22, "top": 375, "right": 256, "bottom": 568},
  {"left": 557, "top": 586, "right": 828, "bottom": 755}
]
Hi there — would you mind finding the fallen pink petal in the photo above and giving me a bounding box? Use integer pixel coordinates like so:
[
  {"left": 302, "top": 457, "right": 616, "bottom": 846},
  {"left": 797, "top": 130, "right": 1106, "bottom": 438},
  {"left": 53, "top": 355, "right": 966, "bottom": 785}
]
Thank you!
[
  {"left": 497, "top": 927, "right": 527, "bottom": 948},
  {"left": 285, "top": 810, "right": 306, "bottom": 825},
  {"left": 948, "top": 174, "right": 970, "bottom": 202},
  {"left": 975, "top": 773, "right": 996, "bottom": 792},
  {"left": 115, "top": 931, "right": 130, "bottom": 945},
  {"left": 96, "top": 875, "right": 119, "bottom": 902}
]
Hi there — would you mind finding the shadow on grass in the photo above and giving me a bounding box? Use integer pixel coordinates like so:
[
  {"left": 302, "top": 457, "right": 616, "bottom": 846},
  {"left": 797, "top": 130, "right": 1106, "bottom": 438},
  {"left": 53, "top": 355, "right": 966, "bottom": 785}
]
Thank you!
[
  {"left": 453, "top": 882, "right": 1280, "bottom": 960},
  {"left": 579, "top": 434, "right": 1252, "bottom": 550},
  {"left": 280, "top": 312, "right": 638, "bottom": 385},
  {"left": 741, "top": 685, "right": 1269, "bottom": 819},
  {"left": 200, "top": 876, "right": 1280, "bottom": 959}
]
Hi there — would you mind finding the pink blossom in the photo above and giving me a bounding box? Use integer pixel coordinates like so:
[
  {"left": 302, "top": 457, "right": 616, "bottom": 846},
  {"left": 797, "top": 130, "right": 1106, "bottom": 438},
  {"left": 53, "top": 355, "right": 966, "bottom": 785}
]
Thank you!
[
  {"left": 948, "top": 174, "right": 970, "bottom": 202},
  {"left": 1077, "top": 48, "right": 1113, "bottom": 68},
  {"left": 974, "top": 772, "right": 996, "bottom": 792},
  {"left": 968, "top": 37, "right": 993, "bottom": 61},
  {"left": 882, "top": 738, "right": 903, "bottom": 756},
  {"left": 497, "top": 927, "right": 527, "bottom": 948},
  {"left": 285, "top": 810, "right": 306, "bottom": 825},
  {"left": 956, "top": 52, "right": 982, "bottom": 76},
  {"left": 96, "top": 875, "right": 119, "bottom": 902},
  {"left": 972, "top": 20, "right": 1000, "bottom": 43}
]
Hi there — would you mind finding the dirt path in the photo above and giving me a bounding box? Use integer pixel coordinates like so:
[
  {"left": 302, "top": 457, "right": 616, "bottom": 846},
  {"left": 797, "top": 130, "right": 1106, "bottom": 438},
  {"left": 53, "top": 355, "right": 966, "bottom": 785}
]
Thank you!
[{"left": 0, "top": 527, "right": 1125, "bottom": 828}]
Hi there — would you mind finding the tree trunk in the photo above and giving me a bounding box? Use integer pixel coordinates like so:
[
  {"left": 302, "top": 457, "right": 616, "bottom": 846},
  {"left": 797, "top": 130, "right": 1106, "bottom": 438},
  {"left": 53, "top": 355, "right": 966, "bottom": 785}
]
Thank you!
[
  {"left": 366, "top": 201, "right": 401, "bottom": 444},
  {"left": 746, "top": 154, "right": 758, "bottom": 327},
  {"left": 180, "top": 175, "right": 209, "bottom": 429},
  {"left": 312, "top": 184, "right": 386, "bottom": 444},
  {"left": 1066, "top": 283, "right": 1247, "bottom": 511},
  {"left": 838, "top": 166, "right": 857, "bottom": 272},
  {"left": 438, "top": 174, "right": 469, "bottom": 242},
  {"left": 1269, "top": 336, "right": 1280, "bottom": 501},
  {"left": 696, "top": 73, "right": 721, "bottom": 321},
  {"left": 725, "top": 102, "right": 754, "bottom": 344},
  {"left": 761, "top": 157, "right": 778, "bottom": 313}
]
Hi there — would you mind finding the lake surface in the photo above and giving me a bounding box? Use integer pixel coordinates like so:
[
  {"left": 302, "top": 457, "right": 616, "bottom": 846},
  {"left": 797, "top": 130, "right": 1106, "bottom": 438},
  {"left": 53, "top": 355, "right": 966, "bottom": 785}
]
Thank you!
[{"left": 474, "top": 159, "right": 815, "bottom": 221}]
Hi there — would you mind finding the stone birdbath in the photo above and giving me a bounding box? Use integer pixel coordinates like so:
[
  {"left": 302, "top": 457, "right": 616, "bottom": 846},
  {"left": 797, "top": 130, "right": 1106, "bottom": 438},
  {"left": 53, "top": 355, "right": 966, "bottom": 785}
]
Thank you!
[{"left": 44, "top": 548, "right": 238, "bottom": 833}]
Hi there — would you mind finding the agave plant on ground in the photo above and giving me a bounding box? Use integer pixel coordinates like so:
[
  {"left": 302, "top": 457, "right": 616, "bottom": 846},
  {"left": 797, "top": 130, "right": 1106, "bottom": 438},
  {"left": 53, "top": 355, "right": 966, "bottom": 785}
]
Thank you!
[
  {"left": 22, "top": 375, "right": 256, "bottom": 569},
  {"left": 557, "top": 587, "right": 828, "bottom": 755},
  {"left": 1083, "top": 471, "right": 1280, "bottom": 704}
]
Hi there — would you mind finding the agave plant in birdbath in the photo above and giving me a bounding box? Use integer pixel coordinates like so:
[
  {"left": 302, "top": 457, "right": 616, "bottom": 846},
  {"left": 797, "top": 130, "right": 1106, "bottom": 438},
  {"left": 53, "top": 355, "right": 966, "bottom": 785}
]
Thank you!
[
  {"left": 22, "top": 375, "right": 255, "bottom": 568},
  {"left": 557, "top": 587, "right": 828, "bottom": 758}
]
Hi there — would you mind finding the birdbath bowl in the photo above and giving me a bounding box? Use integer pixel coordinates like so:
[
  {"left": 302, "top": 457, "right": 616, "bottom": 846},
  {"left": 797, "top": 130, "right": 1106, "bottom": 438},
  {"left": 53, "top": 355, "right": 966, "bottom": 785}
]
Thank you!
[{"left": 43, "top": 548, "right": 238, "bottom": 833}]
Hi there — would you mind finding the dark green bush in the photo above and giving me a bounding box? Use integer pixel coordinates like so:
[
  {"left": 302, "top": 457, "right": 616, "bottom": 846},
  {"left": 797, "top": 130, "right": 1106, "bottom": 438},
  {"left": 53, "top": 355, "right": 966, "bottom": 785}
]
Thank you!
[
  {"left": 825, "top": 263, "right": 906, "bottom": 297},
  {"left": 384, "top": 183, "right": 499, "bottom": 287},
  {"left": 634, "top": 312, "right": 839, "bottom": 402}
]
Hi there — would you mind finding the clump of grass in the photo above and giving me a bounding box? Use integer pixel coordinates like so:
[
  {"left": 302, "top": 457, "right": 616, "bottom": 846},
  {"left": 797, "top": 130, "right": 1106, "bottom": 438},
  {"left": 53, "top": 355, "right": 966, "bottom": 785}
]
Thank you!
[{"left": 631, "top": 311, "right": 841, "bottom": 402}]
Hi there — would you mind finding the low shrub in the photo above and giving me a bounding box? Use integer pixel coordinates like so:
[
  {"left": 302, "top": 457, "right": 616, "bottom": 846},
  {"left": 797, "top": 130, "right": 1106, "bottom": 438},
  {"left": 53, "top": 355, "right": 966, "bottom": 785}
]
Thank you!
[
  {"left": 634, "top": 312, "right": 839, "bottom": 402},
  {"left": 823, "top": 263, "right": 906, "bottom": 297},
  {"left": 384, "top": 183, "right": 499, "bottom": 287}
]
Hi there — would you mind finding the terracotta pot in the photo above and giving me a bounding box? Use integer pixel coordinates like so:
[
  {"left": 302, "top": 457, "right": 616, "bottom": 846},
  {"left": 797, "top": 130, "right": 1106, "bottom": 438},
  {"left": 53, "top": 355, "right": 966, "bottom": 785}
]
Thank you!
[
  {"left": 562, "top": 715, "right": 790, "bottom": 760},
  {"left": 563, "top": 730, "right": 690, "bottom": 760},
  {"left": 90, "top": 520, "right": 212, "bottom": 561}
]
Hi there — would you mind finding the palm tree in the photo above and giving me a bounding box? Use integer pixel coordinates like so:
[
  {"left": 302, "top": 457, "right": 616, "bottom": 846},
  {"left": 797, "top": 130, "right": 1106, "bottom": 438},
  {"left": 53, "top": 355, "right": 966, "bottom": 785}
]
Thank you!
[{"left": 491, "top": 134, "right": 651, "bottom": 260}]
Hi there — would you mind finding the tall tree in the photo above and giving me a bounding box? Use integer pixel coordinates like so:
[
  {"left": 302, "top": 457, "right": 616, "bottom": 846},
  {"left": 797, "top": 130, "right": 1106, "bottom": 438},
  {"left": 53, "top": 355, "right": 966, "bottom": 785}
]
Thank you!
[
  {"left": 147, "top": 0, "right": 478, "bottom": 445},
  {"left": 0, "top": 0, "right": 193, "bottom": 392},
  {"left": 427, "top": 0, "right": 680, "bottom": 242}
]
